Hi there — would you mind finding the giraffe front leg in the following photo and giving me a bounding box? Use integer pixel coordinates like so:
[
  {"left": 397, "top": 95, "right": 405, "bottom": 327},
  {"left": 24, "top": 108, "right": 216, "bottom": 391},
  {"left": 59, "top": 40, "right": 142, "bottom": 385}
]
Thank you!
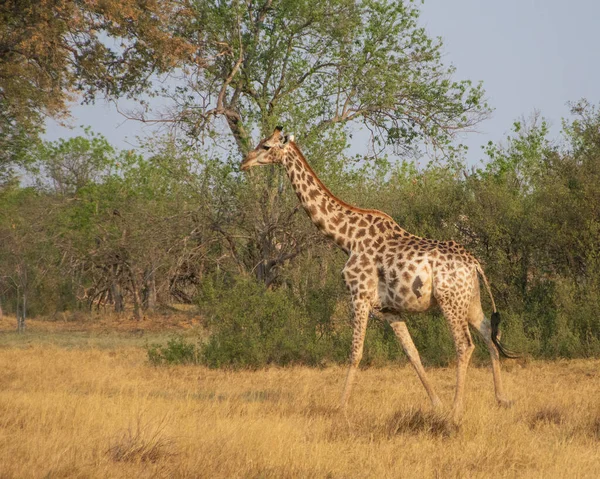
[{"left": 340, "top": 299, "right": 370, "bottom": 411}]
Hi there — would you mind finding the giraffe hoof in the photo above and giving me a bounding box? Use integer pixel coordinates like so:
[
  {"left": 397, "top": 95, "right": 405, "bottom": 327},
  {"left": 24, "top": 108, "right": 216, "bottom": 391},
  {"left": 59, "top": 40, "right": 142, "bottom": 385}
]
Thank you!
[
  {"left": 450, "top": 409, "right": 464, "bottom": 427},
  {"left": 497, "top": 398, "right": 514, "bottom": 408}
]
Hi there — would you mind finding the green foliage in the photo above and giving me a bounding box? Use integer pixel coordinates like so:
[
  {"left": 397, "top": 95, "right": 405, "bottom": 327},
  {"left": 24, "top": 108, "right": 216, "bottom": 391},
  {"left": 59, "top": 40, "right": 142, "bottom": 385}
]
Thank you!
[
  {"left": 199, "top": 276, "right": 332, "bottom": 368},
  {"left": 407, "top": 314, "right": 456, "bottom": 367},
  {"left": 147, "top": 336, "right": 201, "bottom": 366},
  {"left": 31, "top": 128, "right": 118, "bottom": 195},
  {"left": 166, "top": 0, "right": 490, "bottom": 159},
  {"left": 0, "top": 0, "right": 193, "bottom": 180},
  {"left": 194, "top": 273, "right": 421, "bottom": 368}
]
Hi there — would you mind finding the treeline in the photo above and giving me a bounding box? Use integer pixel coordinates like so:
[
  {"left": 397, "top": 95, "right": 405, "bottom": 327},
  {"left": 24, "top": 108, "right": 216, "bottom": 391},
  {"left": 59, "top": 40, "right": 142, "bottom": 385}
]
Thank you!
[
  {"left": 1, "top": 102, "right": 600, "bottom": 365},
  {"left": 2, "top": 1, "right": 599, "bottom": 365}
]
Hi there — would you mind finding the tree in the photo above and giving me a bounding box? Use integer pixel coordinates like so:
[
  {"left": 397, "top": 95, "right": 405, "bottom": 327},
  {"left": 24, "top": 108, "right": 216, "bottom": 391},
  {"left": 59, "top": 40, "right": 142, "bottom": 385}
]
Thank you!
[
  {"left": 0, "top": 0, "right": 200, "bottom": 176},
  {"left": 24, "top": 130, "right": 228, "bottom": 317},
  {"left": 136, "top": 0, "right": 489, "bottom": 155},
  {"left": 0, "top": 185, "right": 54, "bottom": 330},
  {"left": 120, "top": 0, "right": 490, "bottom": 286},
  {"left": 31, "top": 128, "right": 119, "bottom": 195}
]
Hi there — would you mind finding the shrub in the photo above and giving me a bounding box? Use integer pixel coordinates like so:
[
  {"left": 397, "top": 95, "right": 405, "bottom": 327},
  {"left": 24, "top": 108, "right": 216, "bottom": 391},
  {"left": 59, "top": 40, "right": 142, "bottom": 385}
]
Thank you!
[
  {"left": 147, "top": 336, "right": 200, "bottom": 365},
  {"left": 199, "top": 276, "right": 330, "bottom": 368}
]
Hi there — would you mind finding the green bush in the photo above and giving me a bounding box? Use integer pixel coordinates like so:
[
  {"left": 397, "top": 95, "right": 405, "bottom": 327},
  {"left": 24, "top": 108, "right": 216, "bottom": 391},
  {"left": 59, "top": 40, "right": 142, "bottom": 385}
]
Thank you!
[
  {"left": 198, "top": 276, "right": 328, "bottom": 368},
  {"left": 149, "top": 272, "right": 517, "bottom": 369},
  {"left": 147, "top": 336, "right": 201, "bottom": 365},
  {"left": 146, "top": 272, "right": 533, "bottom": 369}
]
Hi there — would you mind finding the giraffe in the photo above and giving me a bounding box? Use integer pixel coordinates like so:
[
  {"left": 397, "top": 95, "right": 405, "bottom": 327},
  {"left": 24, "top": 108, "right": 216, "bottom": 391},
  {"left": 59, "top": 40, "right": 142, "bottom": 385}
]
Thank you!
[{"left": 241, "top": 127, "right": 516, "bottom": 424}]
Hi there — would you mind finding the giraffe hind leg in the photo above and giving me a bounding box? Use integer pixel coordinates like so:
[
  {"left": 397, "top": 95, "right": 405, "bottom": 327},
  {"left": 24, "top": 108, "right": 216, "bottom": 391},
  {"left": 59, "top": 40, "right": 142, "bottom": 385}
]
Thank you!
[
  {"left": 437, "top": 296, "right": 475, "bottom": 425},
  {"left": 468, "top": 306, "right": 513, "bottom": 408}
]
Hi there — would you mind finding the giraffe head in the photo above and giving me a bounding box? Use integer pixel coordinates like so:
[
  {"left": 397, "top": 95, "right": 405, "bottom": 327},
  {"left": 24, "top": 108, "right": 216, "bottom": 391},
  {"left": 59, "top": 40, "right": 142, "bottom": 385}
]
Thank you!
[{"left": 241, "top": 126, "right": 294, "bottom": 171}]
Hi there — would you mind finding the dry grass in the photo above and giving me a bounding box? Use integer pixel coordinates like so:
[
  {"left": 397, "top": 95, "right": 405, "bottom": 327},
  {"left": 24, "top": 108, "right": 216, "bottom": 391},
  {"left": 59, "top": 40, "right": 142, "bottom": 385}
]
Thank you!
[
  {"left": 0, "top": 312, "right": 204, "bottom": 351},
  {"left": 1, "top": 319, "right": 600, "bottom": 478},
  {"left": 107, "top": 415, "right": 176, "bottom": 464},
  {"left": 0, "top": 310, "right": 201, "bottom": 333}
]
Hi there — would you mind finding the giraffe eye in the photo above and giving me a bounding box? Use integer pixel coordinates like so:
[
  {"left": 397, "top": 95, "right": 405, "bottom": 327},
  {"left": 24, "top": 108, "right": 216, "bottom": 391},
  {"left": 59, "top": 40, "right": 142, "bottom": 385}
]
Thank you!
[{"left": 262, "top": 145, "right": 271, "bottom": 151}]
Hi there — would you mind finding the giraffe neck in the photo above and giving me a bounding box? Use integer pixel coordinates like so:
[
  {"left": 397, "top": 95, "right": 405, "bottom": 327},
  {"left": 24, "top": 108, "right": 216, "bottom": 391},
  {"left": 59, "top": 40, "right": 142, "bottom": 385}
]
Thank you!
[{"left": 282, "top": 144, "right": 399, "bottom": 253}]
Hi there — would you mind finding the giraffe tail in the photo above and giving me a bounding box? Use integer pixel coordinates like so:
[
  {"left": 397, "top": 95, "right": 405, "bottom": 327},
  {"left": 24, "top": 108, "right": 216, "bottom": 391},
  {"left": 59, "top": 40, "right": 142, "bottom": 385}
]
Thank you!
[
  {"left": 476, "top": 264, "right": 520, "bottom": 359},
  {"left": 490, "top": 311, "right": 520, "bottom": 359}
]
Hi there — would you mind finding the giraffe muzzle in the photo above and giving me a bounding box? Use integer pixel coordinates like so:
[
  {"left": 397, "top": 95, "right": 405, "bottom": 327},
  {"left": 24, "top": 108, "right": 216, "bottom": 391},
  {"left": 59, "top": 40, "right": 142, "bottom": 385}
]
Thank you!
[{"left": 240, "top": 157, "right": 256, "bottom": 171}]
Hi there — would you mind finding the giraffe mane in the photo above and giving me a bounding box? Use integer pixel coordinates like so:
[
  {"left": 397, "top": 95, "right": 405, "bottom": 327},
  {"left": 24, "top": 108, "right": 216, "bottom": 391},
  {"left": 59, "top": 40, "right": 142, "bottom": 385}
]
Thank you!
[{"left": 288, "top": 142, "right": 395, "bottom": 222}]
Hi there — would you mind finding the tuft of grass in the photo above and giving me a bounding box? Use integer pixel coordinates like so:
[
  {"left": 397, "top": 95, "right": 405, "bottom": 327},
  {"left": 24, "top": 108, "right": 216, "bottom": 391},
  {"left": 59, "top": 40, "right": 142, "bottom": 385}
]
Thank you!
[
  {"left": 386, "top": 407, "right": 453, "bottom": 438},
  {"left": 107, "top": 416, "right": 175, "bottom": 464},
  {"left": 579, "top": 412, "right": 600, "bottom": 441},
  {"left": 529, "top": 406, "right": 566, "bottom": 428},
  {"left": 590, "top": 417, "right": 600, "bottom": 440}
]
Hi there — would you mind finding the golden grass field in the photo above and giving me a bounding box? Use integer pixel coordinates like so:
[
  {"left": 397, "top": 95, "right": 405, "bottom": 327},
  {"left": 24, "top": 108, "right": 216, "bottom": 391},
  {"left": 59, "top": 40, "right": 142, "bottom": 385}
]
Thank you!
[{"left": 1, "top": 315, "right": 600, "bottom": 478}]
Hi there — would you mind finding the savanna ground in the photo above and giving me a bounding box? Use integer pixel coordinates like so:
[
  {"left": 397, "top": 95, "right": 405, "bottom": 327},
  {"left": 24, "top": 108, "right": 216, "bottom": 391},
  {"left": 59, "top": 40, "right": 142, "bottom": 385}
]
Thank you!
[{"left": 1, "top": 315, "right": 600, "bottom": 479}]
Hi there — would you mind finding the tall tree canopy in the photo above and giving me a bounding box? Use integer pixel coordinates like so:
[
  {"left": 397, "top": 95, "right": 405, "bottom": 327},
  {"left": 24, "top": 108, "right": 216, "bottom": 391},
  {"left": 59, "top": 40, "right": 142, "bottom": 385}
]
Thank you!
[
  {"left": 134, "top": 0, "right": 490, "bottom": 158},
  {"left": 2, "top": 0, "right": 490, "bottom": 170},
  {"left": 0, "top": 0, "right": 200, "bottom": 176}
]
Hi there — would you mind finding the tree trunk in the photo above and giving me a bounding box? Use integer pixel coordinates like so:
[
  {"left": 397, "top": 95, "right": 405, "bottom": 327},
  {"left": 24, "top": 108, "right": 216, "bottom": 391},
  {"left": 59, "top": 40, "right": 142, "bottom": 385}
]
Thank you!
[
  {"left": 111, "top": 281, "right": 124, "bottom": 313},
  {"left": 17, "top": 291, "right": 26, "bottom": 333},
  {"left": 131, "top": 272, "right": 142, "bottom": 320},
  {"left": 143, "top": 267, "right": 157, "bottom": 311},
  {"left": 520, "top": 248, "right": 530, "bottom": 295}
]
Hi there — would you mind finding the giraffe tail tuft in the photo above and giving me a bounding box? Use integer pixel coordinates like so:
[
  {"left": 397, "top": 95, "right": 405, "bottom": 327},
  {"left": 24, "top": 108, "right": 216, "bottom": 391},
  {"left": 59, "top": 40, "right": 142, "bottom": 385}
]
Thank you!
[{"left": 491, "top": 312, "right": 520, "bottom": 359}]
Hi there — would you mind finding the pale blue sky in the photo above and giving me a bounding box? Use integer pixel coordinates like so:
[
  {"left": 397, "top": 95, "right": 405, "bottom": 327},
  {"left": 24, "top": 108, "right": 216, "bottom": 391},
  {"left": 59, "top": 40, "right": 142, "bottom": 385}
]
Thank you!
[
  {"left": 45, "top": 0, "right": 600, "bottom": 165},
  {"left": 420, "top": 0, "right": 600, "bottom": 163}
]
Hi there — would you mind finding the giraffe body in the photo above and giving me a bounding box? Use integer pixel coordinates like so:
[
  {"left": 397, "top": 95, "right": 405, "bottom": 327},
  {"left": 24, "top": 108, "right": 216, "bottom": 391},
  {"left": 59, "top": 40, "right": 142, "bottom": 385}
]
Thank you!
[{"left": 242, "top": 128, "right": 514, "bottom": 424}]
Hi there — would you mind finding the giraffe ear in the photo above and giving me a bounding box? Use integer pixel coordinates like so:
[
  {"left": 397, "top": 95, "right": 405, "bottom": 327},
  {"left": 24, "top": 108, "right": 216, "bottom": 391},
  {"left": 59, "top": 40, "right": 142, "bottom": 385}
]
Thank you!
[
  {"left": 272, "top": 126, "right": 284, "bottom": 140},
  {"left": 284, "top": 134, "right": 295, "bottom": 143}
]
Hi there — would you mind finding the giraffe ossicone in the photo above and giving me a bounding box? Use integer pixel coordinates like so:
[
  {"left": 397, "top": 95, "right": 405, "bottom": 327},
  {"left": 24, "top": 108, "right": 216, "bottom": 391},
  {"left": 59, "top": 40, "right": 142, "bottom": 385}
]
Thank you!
[{"left": 241, "top": 127, "right": 516, "bottom": 424}]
